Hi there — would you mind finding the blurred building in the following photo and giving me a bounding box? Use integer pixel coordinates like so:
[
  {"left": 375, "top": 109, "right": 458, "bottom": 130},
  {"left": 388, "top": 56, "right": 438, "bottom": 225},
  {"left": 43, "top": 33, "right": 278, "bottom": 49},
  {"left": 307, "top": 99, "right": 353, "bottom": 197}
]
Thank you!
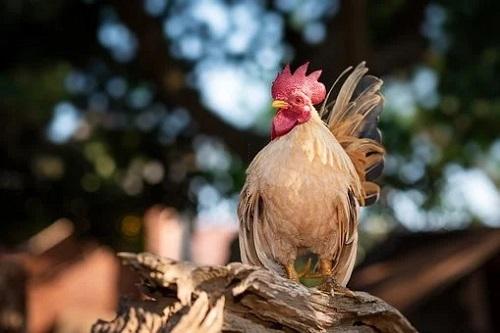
[
  {"left": 144, "top": 205, "right": 184, "bottom": 260},
  {"left": 191, "top": 222, "right": 238, "bottom": 266},
  {"left": 0, "top": 219, "right": 121, "bottom": 333}
]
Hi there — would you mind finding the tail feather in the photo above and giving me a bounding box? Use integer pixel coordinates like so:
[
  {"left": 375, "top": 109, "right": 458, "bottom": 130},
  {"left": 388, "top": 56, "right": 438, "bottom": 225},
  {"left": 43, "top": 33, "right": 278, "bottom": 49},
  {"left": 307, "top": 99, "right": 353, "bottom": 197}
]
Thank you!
[
  {"left": 356, "top": 77, "right": 384, "bottom": 143},
  {"left": 362, "top": 181, "right": 380, "bottom": 206},
  {"left": 321, "top": 62, "right": 385, "bottom": 206}
]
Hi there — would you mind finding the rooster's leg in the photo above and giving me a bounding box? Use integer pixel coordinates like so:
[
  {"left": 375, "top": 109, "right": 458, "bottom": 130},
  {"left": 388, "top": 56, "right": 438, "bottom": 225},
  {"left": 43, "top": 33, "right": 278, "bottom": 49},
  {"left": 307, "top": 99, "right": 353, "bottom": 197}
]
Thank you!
[
  {"left": 319, "top": 258, "right": 332, "bottom": 275},
  {"left": 316, "top": 259, "right": 355, "bottom": 297},
  {"left": 285, "top": 262, "right": 299, "bottom": 282},
  {"left": 301, "top": 258, "right": 331, "bottom": 279}
]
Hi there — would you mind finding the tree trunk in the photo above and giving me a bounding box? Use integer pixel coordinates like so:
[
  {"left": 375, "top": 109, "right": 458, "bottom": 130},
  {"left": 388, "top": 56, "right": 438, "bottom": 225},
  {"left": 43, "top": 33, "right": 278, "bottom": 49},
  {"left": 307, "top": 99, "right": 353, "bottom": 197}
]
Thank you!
[{"left": 92, "top": 253, "right": 417, "bottom": 333}]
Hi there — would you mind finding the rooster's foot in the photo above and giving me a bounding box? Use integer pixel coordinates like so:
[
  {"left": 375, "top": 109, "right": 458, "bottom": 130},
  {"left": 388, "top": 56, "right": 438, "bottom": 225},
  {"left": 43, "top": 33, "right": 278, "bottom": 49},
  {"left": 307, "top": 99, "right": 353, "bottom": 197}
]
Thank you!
[
  {"left": 285, "top": 263, "right": 299, "bottom": 282},
  {"left": 317, "top": 277, "right": 356, "bottom": 297}
]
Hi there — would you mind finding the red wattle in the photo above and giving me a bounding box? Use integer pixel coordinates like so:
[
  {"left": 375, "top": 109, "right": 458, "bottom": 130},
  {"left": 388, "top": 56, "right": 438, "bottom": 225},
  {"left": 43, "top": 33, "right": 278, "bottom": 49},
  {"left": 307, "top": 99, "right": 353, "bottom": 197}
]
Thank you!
[{"left": 271, "top": 108, "right": 310, "bottom": 140}]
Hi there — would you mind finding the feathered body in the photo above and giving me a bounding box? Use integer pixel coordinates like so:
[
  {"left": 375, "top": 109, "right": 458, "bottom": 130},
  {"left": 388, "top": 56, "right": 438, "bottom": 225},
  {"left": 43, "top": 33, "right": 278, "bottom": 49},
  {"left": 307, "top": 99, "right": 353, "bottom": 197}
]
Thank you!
[{"left": 238, "top": 62, "right": 384, "bottom": 286}]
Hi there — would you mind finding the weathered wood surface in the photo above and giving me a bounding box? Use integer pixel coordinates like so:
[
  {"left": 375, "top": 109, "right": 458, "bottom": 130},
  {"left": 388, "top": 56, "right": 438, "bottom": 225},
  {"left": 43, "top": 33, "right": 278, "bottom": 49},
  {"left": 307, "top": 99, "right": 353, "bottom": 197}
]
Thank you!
[{"left": 92, "top": 252, "right": 417, "bottom": 333}]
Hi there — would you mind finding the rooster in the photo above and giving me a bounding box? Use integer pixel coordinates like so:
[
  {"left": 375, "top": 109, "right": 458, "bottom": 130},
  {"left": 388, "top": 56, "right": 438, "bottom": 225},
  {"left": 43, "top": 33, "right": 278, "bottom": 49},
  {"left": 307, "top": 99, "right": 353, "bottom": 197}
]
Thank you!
[{"left": 238, "top": 62, "right": 384, "bottom": 286}]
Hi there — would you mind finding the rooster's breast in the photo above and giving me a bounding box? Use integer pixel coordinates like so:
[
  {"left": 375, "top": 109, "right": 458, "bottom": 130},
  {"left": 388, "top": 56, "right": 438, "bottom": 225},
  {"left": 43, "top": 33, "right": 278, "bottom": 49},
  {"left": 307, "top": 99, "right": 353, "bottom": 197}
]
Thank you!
[{"left": 246, "top": 121, "right": 356, "bottom": 250}]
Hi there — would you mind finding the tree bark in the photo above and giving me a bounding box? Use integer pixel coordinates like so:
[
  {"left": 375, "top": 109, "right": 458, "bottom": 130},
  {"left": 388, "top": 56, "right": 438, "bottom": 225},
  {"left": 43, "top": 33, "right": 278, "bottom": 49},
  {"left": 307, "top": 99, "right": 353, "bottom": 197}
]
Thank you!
[{"left": 92, "top": 253, "right": 417, "bottom": 333}]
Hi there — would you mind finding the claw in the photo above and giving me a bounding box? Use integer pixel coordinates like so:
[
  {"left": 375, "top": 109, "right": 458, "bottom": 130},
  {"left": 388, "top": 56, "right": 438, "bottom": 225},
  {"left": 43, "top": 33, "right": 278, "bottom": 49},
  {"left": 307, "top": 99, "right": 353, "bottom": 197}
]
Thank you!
[{"left": 317, "top": 277, "right": 356, "bottom": 297}]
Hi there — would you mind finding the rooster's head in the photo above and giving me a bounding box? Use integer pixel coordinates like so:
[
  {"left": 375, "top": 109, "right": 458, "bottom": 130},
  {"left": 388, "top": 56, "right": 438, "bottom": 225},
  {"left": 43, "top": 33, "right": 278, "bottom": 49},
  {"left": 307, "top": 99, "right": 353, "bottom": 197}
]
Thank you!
[{"left": 270, "top": 62, "right": 326, "bottom": 139}]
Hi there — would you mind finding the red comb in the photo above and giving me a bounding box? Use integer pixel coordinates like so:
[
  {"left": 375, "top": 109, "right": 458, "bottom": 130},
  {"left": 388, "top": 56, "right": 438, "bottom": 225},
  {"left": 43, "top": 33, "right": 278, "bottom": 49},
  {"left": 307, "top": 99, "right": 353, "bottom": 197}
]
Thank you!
[{"left": 271, "top": 62, "right": 326, "bottom": 105}]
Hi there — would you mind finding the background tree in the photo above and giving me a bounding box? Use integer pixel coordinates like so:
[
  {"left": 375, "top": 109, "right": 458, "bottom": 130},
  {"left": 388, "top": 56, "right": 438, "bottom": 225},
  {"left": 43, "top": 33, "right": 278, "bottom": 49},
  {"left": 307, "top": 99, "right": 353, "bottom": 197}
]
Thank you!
[{"left": 0, "top": 0, "right": 498, "bottom": 255}]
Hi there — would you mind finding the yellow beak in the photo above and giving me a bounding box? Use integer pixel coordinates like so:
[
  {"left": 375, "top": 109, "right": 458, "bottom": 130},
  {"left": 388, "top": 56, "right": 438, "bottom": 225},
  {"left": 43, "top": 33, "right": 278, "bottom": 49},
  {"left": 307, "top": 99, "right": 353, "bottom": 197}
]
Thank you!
[{"left": 271, "top": 100, "right": 289, "bottom": 109}]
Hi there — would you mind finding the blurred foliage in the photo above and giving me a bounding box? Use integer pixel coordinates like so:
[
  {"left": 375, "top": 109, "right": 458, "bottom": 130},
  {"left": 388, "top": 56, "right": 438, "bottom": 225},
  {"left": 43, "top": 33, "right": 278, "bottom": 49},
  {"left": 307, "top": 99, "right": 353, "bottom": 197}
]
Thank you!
[{"left": 0, "top": 0, "right": 498, "bottom": 253}]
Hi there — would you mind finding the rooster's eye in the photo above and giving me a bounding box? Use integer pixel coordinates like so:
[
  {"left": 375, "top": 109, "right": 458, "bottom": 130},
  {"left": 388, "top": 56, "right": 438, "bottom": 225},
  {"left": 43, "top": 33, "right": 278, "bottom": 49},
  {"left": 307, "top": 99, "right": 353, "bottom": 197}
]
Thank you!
[{"left": 294, "top": 96, "right": 303, "bottom": 104}]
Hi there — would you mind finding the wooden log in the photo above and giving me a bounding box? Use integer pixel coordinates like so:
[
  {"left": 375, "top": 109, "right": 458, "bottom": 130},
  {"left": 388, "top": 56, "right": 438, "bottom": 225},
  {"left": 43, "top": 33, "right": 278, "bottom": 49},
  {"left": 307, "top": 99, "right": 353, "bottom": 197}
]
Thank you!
[{"left": 92, "top": 252, "right": 417, "bottom": 333}]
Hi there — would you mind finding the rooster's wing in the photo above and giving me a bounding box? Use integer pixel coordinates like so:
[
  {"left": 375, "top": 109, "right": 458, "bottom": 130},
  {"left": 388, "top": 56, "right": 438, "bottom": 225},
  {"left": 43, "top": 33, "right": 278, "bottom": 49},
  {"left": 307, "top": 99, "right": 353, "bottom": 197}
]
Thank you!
[{"left": 238, "top": 182, "right": 284, "bottom": 275}]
